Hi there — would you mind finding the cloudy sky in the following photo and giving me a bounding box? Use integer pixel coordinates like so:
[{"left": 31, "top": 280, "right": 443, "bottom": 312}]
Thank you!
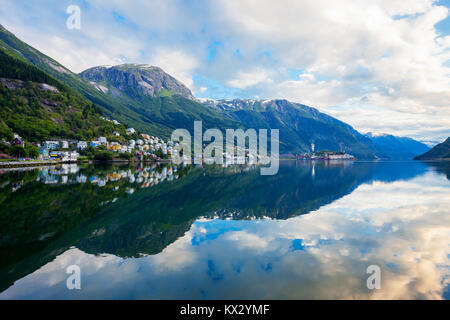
[{"left": 1, "top": 0, "right": 449, "bottom": 143}]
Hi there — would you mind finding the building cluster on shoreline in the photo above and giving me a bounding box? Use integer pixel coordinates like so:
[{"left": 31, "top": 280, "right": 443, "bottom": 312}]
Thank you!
[
  {"left": 1, "top": 113, "right": 182, "bottom": 162},
  {"left": 295, "top": 143, "right": 356, "bottom": 161},
  {"left": 297, "top": 151, "right": 356, "bottom": 160},
  {"left": 35, "top": 125, "right": 180, "bottom": 162}
]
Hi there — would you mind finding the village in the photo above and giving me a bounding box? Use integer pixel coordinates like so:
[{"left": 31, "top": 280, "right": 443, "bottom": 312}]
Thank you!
[
  {"left": 2, "top": 115, "right": 272, "bottom": 166},
  {"left": 3, "top": 116, "right": 181, "bottom": 164},
  {"left": 297, "top": 151, "right": 356, "bottom": 160},
  {"left": 41, "top": 126, "right": 180, "bottom": 162}
]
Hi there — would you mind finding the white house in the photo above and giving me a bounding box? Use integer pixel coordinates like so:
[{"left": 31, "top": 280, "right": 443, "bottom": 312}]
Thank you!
[
  {"left": 127, "top": 128, "right": 136, "bottom": 135},
  {"left": 98, "top": 137, "right": 108, "bottom": 145},
  {"left": 76, "top": 175, "right": 87, "bottom": 183},
  {"left": 98, "top": 180, "right": 106, "bottom": 187},
  {"left": 61, "top": 141, "right": 69, "bottom": 149},
  {"left": 44, "top": 141, "right": 60, "bottom": 150},
  {"left": 61, "top": 151, "right": 79, "bottom": 162},
  {"left": 77, "top": 141, "right": 88, "bottom": 150},
  {"left": 70, "top": 152, "right": 79, "bottom": 161}
]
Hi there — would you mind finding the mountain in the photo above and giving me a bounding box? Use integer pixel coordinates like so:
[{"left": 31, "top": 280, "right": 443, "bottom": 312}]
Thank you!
[
  {"left": 414, "top": 137, "right": 450, "bottom": 160},
  {"left": 199, "top": 98, "right": 379, "bottom": 159},
  {"left": 78, "top": 64, "right": 240, "bottom": 137},
  {"left": 0, "top": 47, "right": 127, "bottom": 142},
  {"left": 80, "top": 64, "right": 195, "bottom": 100},
  {"left": 365, "top": 132, "right": 430, "bottom": 160}
]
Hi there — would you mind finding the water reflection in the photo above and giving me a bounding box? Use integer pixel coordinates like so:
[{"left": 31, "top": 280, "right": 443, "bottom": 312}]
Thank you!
[{"left": 0, "top": 161, "right": 449, "bottom": 299}]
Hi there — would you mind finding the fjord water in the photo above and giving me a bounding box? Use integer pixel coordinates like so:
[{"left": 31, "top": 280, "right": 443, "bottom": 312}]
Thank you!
[{"left": 0, "top": 161, "right": 449, "bottom": 299}]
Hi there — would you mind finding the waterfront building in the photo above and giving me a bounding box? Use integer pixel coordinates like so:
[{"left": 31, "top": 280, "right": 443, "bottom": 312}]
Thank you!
[
  {"left": 98, "top": 137, "right": 108, "bottom": 145},
  {"left": 44, "top": 141, "right": 59, "bottom": 150},
  {"left": 77, "top": 141, "right": 88, "bottom": 150}
]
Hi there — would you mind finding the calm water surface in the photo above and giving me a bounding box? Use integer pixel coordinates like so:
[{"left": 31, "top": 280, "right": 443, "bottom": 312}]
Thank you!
[{"left": 0, "top": 160, "right": 449, "bottom": 299}]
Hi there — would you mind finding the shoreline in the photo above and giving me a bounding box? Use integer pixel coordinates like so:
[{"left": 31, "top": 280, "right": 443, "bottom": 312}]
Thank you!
[
  {"left": 0, "top": 158, "right": 171, "bottom": 168},
  {"left": 2, "top": 158, "right": 448, "bottom": 169}
]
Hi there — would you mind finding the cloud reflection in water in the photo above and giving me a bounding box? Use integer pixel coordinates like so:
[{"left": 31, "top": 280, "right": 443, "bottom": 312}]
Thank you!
[{"left": 1, "top": 166, "right": 449, "bottom": 299}]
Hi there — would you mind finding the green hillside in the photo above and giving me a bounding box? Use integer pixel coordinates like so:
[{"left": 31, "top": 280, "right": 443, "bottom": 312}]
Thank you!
[
  {"left": 0, "top": 48, "right": 127, "bottom": 142},
  {"left": 0, "top": 25, "right": 148, "bottom": 132}
]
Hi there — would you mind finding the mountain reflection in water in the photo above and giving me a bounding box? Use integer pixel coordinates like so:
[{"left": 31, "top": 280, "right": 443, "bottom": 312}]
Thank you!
[{"left": 0, "top": 160, "right": 449, "bottom": 299}]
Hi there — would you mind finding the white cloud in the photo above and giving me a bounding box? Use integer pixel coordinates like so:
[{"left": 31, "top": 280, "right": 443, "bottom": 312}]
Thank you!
[
  {"left": 227, "top": 68, "right": 273, "bottom": 89},
  {"left": 324, "top": 104, "right": 450, "bottom": 142},
  {"left": 214, "top": 0, "right": 450, "bottom": 140},
  {"left": 273, "top": 73, "right": 345, "bottom": 107},
  {"left": 150, "top": 48, "right": 199, "bottom": 89}
]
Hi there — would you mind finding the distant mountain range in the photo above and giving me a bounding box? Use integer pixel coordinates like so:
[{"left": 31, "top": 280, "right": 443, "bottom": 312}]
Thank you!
[
  {"left": 0, "top": 24, "right": 433, "bottom": 159},
  {"left": 364, "top": 132, "right": 430, "bottom": 160},
  {"left": 199, "top": 98, "right": 380, "bottom": 158},
  {"left": 414, "top": 137, "right": 450, "bottom": 160}
]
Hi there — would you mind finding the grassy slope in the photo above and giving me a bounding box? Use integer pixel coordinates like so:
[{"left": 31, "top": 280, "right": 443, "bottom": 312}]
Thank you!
[
  {"left": 0, "top": 47, "right": 127, "bottom": 142},
  {"left": 0, "top": 27, "right": 152, "bottom": 131}
]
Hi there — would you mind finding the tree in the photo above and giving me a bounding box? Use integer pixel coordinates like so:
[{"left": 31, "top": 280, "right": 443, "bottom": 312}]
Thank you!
[
  {"left": 25, "top": 144, "right": 40, "bottom": 159},
  {"left": 154, "top": 149, "right": 170, "bottom": 159},
  {"left": 9, "top": 145, "right": 27, "bottom": 158},
  {"left": 119, "top": 152, "right": 132, "bottom": 160},
  {"left": 94, "top": 150, "right": 114, "bottom": 162}
]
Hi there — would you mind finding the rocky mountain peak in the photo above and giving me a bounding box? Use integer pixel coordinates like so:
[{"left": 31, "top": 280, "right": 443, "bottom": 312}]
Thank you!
[{"left": 79, "top": 64, "right": 194, "bottom": 100}]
